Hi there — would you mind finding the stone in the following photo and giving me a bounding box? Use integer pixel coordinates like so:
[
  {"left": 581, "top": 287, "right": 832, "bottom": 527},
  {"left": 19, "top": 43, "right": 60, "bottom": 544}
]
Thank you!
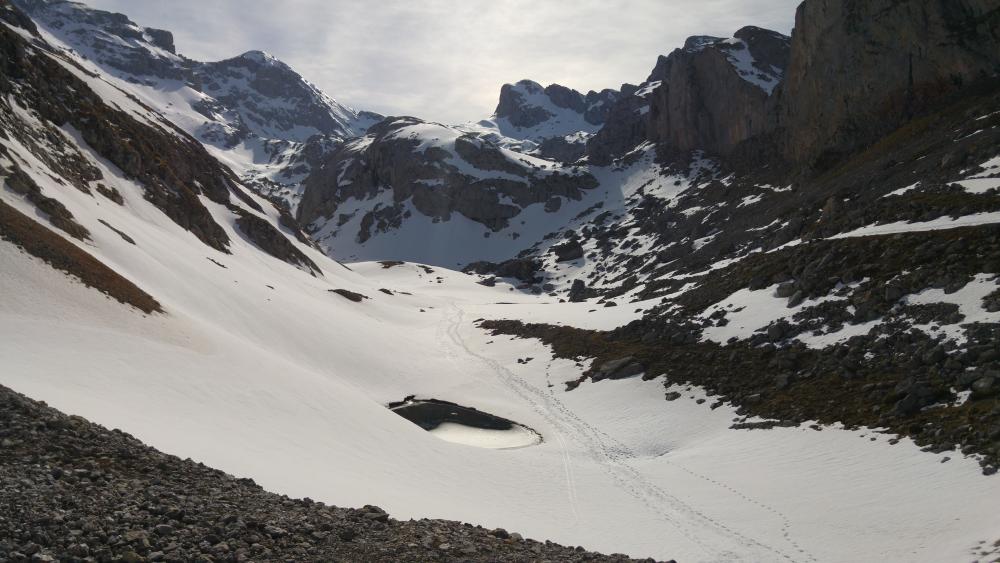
[
  {"left": 774, "top": 373, "right": 792, "bottom": 390},
  {"left": 593, "top": 357, "right": 645, "bottom": 381},
  {"left": 568, "top": 279, "right": 589, "bottom": 303},
  {"left": 884, "top": 284, "right": 903, "bottom": 302},
  {"left": 552, "top": 239, "right": 585, "bottom": 262},
  {"left": 972, "top": 376, "right": 997, "bottom": 398},
  {"left": 775, "top": 282, "right": 797, "bottom": 298},
  {"left": 767, "top": 323, "right": 786, "bottom": 342},
  {"left": 787, "top": 290, "right": 805, "bottom": 308}
]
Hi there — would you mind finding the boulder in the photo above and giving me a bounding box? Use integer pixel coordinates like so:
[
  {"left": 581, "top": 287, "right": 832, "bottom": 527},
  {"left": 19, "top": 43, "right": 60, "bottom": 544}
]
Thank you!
[
  {"left": 552, "top": 240, "right": 584, "bottom": 262},
  {"left": 592, "top": 357, "right": 645, "bottom": 381},
  {"left": 972, "top": 376, "right": 997, "bottom": 399},
  {"left": 568, "top": 279, "right": 589, "bottom": 303},
  {"left": 775, "top": 282, "right": 797, "bottom": 298}
]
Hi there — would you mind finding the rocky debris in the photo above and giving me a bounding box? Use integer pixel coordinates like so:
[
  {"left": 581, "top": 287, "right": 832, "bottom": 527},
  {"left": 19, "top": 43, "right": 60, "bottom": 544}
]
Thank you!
[
  {"left": 465, "top": 258, "right": 542, "bottom": 284},
  {"left": 481, "top": 315, "right": 1000, "bottom": 473},
  {"left": 973, "top": 376, "right": 998, "bottom": 399},
  {"left": 98, "top": 219, "right": 137, "bottom": 245},
  {"left": 328, "top": 289, "right": 369, "bottom": 303},
  {"left": 96, "top": 183, "right": 125, "bottom": 205},
  {"left": 730, "top": 419, "right": 798, "bottom": 430},
  {"left": 0, "top": 384, "right": 658, "bottom": 563},
  {"left": 0, "top": 200, "right": 162, "bottom": 314}
]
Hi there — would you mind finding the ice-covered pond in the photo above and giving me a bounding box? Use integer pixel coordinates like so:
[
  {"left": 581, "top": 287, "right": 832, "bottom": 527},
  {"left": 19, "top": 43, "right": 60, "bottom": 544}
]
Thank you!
[{"left": 389, "top": 397, "right": 542, "bottom": 449}]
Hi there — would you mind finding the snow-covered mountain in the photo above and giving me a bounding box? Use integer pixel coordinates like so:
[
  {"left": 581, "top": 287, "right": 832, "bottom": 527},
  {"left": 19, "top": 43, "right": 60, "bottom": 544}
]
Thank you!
[
  {"left": 3, "top": 0, "right": 1000, "bottom": 562},
  {"left": 297, "top": 116, "right": 600, "bottom": 265},
  {"left": 11, "top": 0, "right": 382, "bottom": 208}
]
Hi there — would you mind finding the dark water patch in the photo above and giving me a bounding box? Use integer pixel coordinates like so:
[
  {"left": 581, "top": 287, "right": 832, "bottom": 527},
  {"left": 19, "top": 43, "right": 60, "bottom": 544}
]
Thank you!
[{"left": 388, "top": 397, "right": 515, "bottom": 431}]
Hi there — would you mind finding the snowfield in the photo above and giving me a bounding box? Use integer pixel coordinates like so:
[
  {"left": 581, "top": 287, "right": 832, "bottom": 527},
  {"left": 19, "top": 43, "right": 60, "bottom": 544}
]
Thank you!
[{"left": 3, "top": 225, "right": 1000, "bottom": 562}]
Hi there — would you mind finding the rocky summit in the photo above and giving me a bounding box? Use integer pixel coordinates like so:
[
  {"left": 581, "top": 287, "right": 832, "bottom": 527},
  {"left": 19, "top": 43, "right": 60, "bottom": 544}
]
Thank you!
[{"left": 2, "top": 0, "right": 1000, "bottom": 561}]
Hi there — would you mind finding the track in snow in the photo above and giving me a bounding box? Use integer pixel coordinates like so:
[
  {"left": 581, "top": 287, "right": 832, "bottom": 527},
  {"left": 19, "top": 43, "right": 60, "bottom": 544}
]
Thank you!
[{"left": 442, "top": 303, "right": 817, "bottom": 562}]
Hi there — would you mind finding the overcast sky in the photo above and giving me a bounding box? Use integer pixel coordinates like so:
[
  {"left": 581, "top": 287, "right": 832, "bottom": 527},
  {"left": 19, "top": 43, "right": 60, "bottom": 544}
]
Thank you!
[{"left": 84, "top": 0, "right": 801, "bottom": 123}]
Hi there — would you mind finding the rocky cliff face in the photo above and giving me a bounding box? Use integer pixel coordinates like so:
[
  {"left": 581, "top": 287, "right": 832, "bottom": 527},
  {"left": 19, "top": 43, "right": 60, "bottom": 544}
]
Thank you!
[
  {"left": 645, "top": 27, "right": 790, "bottom": 157},
  {"left": 585, "top": 83, "right": 650, "bottom": 166},
  {"left": 593, "top": 1, "right": 998, "bottom": 171},
  {"left": 776, "top": 0, "right": 1000, "bottom": 169},
  {"left": 587, "top": 28, "right": 789, "bottom": 165}
]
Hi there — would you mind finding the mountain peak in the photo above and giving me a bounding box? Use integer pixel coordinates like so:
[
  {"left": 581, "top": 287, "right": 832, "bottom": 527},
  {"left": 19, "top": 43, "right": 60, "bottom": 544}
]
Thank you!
[
  {"left": 511, "top": 79, "right": 545, "bottom": 93},
  {"left": 492, "top": 79, "right": 616, "bottom": 142},
  {"left": 683, "top": 35, "right": 724, "bottom": 52},
  {"left": 239, "top": 50, "right": 280, "bottom": 65}
]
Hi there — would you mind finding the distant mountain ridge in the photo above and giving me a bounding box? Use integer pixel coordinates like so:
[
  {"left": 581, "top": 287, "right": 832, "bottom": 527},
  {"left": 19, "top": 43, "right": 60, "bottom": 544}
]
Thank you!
[{"left": 11, "top": 0, "right": 382, "bottom": 207}]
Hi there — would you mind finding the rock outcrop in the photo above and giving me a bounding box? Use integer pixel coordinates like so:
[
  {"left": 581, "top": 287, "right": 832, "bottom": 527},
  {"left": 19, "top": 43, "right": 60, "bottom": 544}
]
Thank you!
[
  {"left": 298, "top": 117, "right": 598, "bottom": 237},
  {"left": 588, "top": 28, "right": 789, "bottom": 164},
  {"left": 495, "top": 80, "right": 618, "bottom": 131},
  {"left": 646, "top": 27, "right": 790, "bottom": 156},
  {"left": 487, "top": 79, "right": 618, "bottom": 147},
  {"left": 234, "top": 212, "right": 323, "bottom": 276}
]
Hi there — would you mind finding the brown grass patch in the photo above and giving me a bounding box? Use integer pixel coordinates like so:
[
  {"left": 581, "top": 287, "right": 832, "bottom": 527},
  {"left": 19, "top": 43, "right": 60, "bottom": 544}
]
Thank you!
[{"left": 0, "top": 199, "right": 162, "bottom": 314}]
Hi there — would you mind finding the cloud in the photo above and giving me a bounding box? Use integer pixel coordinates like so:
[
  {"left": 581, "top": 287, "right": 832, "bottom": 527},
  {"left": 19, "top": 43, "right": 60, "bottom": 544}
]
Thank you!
[{"left": 84, "top": 0, "right": 801, "bottom": 123}]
